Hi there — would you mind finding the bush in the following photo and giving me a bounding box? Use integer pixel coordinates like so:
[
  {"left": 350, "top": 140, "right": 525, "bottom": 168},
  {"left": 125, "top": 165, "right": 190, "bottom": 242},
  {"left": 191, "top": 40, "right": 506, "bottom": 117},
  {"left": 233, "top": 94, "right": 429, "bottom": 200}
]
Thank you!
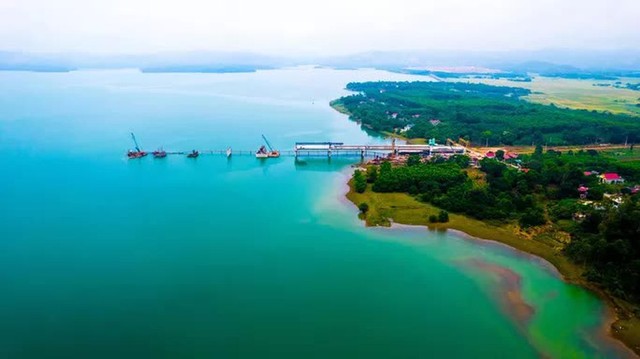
[
  {"left": 353, "top": 170, "right": 367, "bottom": 193},
  {"left": 428, "top": 214, "right": 438, "bottom": 223},
  {"left": 366, "top": 166, "right": 378, "bottom": 183},
  {"left": 549, "top": 199, "right": 580, "bottom": 221},
  {"left": 407, "top": 154, "right": 421, "bottom": 166},
  {"left": 438, "top": 210, "right": 450, "bottom": 223},
  {"left": 519, "top": 207, "right": 546, "bottom": 228},
  {"left": 358, "top": 202, "right": 369, "bottom": 213}
]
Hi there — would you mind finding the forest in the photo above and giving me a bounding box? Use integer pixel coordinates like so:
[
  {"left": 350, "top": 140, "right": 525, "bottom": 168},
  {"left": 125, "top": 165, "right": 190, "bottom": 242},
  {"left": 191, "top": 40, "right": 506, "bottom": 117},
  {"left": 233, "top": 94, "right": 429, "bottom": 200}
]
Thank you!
[
  {"left": 332, "top": 81, "right": 640, "bottom": 146},
  {"left": 353, "top": 149, "right": 640, "bottom": 301}
]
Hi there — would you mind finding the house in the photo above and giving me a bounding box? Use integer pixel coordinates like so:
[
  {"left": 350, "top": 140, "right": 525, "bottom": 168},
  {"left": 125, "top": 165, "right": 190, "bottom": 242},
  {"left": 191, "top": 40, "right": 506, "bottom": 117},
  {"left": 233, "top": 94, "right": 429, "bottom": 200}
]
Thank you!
[
  {"left": 485, "top": 151, "right": 495, "bottom": 159},
  {"left": 600, "top": 173, "right": 625, "bottom": 184},
  {"left": 573, "top": 212, "right": 587, "bottom": 221},
  {"left": 578, "top": 186, "right": 589, "bottom": 199},
  {"left": 503, "top": 152, "right": 519, "bottom": 160},
  {"left": 623, "top": 185, "right": 640, "bottom": 195},
  {"left": 401, "top": 124, "right": 414, "bottom": 132},
  {"left": 604, "top": 193, "right": 624, "bottom": 206},
  {"left": 584, "top": 170, "right": 599, "bottom": 177},
  {"left": 429, "top": 119, "right": 441, "bottom": 126}
]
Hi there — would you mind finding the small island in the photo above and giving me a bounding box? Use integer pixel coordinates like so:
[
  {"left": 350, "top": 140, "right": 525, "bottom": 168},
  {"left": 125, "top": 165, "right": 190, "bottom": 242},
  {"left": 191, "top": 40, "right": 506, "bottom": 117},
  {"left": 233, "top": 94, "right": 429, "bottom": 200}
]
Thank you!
[{"left": 333, "top": 80, "right": 640, "bottom": 355}]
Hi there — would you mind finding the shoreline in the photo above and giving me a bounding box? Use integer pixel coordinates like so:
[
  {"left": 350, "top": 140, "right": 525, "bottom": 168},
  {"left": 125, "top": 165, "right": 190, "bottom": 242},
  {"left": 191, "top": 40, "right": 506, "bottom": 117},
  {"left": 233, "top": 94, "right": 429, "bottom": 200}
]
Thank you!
[{"left": 341, "top": 174, "right": 640, "bottom": 357}]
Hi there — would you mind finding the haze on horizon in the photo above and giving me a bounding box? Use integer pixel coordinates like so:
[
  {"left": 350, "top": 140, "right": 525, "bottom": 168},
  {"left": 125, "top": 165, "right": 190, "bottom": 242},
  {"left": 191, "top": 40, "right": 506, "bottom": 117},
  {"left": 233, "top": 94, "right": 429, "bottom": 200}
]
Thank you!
[{"left": 0, "top": 0, "right": 639, "bottom": 56}]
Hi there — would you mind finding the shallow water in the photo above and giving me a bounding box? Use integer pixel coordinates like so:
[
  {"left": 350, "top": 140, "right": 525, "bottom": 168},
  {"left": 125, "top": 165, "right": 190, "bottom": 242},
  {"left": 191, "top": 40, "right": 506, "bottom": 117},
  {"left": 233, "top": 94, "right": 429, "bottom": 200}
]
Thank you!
[{"left": 0, "top": 68, "right": 631, "bottom": 358}]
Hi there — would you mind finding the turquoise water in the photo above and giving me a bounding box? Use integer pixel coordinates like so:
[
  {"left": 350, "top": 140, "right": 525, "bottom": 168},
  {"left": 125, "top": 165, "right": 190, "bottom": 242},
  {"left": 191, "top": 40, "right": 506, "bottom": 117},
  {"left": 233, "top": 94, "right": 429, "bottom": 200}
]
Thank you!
[{"left": 0, "top": 68, "right": 631, "bottom": 358}]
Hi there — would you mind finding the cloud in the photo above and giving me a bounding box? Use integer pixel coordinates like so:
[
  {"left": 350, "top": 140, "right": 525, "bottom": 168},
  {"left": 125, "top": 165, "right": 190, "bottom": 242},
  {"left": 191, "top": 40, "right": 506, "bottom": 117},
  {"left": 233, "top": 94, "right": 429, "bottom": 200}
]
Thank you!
[{"left": 0, "top": 0, "right": 638, "bottom": 54}]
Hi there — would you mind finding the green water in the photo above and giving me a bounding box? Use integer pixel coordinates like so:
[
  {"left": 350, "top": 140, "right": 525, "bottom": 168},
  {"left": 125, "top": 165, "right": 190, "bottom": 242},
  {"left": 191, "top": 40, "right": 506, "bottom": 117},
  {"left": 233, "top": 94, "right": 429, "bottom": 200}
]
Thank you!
[{"left": 0, "top": 68, "right": 632, "bottom": 358}]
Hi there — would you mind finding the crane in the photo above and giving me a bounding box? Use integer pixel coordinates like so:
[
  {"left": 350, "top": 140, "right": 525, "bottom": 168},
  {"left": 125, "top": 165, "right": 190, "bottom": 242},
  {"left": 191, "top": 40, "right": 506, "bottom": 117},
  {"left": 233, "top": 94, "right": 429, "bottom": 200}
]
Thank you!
[
  {"left": 131, "top": 132, "right": 142, "bottom": 152},
  {"left": 127, "top": 132, "right": 147, "bottom": 158},
  {"left": 262, "top": 134, "right": 275, "bottom": 152},
  {"left": 258, "top": 134, "right": 280, "bottom": 158}
]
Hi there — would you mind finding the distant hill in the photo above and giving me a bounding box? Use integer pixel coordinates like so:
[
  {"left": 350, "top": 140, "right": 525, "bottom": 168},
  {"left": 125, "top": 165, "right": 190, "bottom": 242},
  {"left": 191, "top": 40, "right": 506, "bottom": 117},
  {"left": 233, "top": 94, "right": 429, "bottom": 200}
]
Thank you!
[
  {"left": 0, "top": 49, "right": 638, "bottom": 78},
  {"left": 0, "top": 51, "right": 289, "bottom": 73},
  {"left": 318, "top": 49, "right": 640, "bottom": 80}
]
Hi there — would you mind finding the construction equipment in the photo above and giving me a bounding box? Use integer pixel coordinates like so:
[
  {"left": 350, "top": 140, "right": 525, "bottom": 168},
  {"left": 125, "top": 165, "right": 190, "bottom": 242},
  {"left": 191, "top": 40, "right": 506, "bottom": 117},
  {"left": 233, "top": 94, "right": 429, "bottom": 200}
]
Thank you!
[
  {"left": 186, "top": 150, "right": 199, "bottom": 158},
  {"left": 128, "top": 132, "right": 147, "bottom": 159},
  {"left": 458, "top": 138, "right": 470, "bottom": 148},
  {"left": 153, "top": 147, "right": 167, "bottom": 158},
  {"left": 257, "top": 135, "right": 280, "bottom": 158}
]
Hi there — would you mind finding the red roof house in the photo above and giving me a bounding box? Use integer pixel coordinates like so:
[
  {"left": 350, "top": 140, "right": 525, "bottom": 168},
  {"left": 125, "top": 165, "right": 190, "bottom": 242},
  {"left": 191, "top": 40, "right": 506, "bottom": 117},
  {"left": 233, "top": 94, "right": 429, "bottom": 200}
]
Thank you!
[{"left": 600, "top": 173, "right": 625, "bottom": 184}]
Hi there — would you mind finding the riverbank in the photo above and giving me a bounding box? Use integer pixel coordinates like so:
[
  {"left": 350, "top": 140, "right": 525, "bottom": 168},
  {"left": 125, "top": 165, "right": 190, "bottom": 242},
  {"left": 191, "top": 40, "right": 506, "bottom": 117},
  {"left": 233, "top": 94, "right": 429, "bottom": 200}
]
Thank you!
[
  {"left": 345, "top": 180, "right": 640, "bottom": 356},
  {"left": 330, "top": 101, "right": 426, "bottom": 145}
]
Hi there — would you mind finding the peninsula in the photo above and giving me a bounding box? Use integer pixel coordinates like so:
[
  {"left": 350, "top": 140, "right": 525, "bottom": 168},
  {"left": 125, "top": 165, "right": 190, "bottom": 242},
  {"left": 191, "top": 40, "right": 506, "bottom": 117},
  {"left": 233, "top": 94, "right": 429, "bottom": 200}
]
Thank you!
[{"left": 333, "top": 80, "right": 640, "bottom": 355}]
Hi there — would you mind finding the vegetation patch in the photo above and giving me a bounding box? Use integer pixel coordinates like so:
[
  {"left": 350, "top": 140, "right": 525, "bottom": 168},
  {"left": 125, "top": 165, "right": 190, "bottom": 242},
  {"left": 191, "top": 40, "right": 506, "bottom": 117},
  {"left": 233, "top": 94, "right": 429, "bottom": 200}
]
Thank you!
[
  {"left": 333, "top": 81, "right": 640, "bottom": 146},
  {"left": 349, "top": 148, "right": 640, "bottom": 303}
]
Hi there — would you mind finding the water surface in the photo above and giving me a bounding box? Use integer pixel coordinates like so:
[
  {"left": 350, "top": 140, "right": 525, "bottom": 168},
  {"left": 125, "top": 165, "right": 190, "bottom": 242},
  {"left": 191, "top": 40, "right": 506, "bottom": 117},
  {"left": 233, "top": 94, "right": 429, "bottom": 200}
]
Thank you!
[{"left": 0, "top": 68, "right": 631, "bottom": 358}]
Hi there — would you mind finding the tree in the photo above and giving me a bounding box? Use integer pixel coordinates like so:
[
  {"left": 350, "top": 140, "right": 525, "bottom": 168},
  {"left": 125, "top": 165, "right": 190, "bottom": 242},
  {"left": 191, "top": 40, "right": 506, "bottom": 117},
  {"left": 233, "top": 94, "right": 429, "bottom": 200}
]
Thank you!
[
  {"left": 428, "top": 214, "right": 438, "bottom": 223},
  {"left": 481, "top": 130, "right": 492, "bottom": 147},
  {"left": 380, "top": 161, "right": 392, "bottom": 175},
  {"left": 358, "top": 202, "right": 369, "bottom": 213},
  {"left": 534, "top": 144, "right": 543, "bottom": 158},
  {"left": 450, "top": 155, "right": 471, "bottom": 168},
  {"left": 366, "top": 166, "right": 378, "bottom": 183},
  {"left": 495, "top": 150, "right": 505, "bottom": 161},
  {"left": 407, "top": 154, "right": 421, "bottom": 166},
  {"left": 438, "top": 210, "right": 450, "bottom": 223},
  {"left": 519, "top": 206, "right": 546, "bottom": 228},
  {"left": 353, "top": 170, "right": 367, "bottom": 193}
]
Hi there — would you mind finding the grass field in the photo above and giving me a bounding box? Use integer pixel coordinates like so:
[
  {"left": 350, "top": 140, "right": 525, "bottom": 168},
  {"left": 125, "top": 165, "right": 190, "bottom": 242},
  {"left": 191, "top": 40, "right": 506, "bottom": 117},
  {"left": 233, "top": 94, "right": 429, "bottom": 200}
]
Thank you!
[
  {"left": 346, "top": 181, "right": 582, "bottom": 281},
  {"left": 454, "top": 76, "right": 640, "bottom": 116},
  {"left": 601, "top": 147, "right": 640, "bottom": 162}
]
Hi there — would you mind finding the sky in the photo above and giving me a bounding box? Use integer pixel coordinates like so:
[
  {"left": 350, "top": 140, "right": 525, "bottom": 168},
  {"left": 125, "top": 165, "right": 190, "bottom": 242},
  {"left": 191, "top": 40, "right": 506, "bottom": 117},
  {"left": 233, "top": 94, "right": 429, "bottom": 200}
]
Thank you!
[{"left": 0, "top": 0, "right": 638, "bottom": 55}]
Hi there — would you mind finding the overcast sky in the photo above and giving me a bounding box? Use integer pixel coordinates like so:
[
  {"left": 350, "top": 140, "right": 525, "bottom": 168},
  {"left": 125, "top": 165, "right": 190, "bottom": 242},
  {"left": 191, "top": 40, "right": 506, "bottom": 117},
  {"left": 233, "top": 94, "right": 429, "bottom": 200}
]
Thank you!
[{"left": 0, "top": 0, "right": 638, "bottom": 55}]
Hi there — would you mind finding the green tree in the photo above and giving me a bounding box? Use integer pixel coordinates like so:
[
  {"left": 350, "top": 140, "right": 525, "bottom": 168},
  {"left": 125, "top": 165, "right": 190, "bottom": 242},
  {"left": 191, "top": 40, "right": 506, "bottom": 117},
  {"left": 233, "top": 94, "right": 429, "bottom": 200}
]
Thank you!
[
  {"left": 438, "top": 210, "right": 450, "bottom": 223},
  {"left": 353, "top": 170, "right": 367, "bottom": 193},
  {"left": 519, "top": 206, "right": 546, "bottom": 227},
  {"left": 481, "top": 130, "right": 492, "bottom": 147},
  {"left": 358, "top": 202, "right": 369, "bottom": 213},
  {"left": 407, "top": 154, "right": 421, "bottom": 166},
  {"left": 366, "top": 166, "right": 378, "bottom": 183}
]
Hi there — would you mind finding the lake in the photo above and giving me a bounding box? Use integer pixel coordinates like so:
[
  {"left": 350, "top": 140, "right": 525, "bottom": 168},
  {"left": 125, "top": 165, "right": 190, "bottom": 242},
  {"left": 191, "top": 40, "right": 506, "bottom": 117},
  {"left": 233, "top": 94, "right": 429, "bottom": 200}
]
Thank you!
[{"left": 0, "top": 67, "right": 631, "bottom": 358}]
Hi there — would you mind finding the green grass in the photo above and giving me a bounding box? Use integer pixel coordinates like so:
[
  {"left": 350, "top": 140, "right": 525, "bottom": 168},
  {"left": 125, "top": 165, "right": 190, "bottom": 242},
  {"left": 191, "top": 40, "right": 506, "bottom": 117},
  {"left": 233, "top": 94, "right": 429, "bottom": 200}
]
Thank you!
[
  {"left": 346, "top": 181, "right": 583, "bottom": 281},
  {"left": 329, "top": 100, "right": 349, "bottom": 115},
  {"left": 601, "top": 147, "right": 640, "bottom": 162},
  {"left": 456, "top": 76, "right": 640, "bottom": 116}
]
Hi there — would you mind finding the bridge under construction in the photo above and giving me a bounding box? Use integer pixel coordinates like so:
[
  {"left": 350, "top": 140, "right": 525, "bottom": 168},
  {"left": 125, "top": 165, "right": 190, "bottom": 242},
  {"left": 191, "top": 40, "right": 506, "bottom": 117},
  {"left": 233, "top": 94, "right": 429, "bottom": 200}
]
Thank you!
[
  {"left": 126, "top": 133, "right": 467, "bottom": 159},
  {"left": 293, "top": 141, "right": 466, "bottom": 157}
]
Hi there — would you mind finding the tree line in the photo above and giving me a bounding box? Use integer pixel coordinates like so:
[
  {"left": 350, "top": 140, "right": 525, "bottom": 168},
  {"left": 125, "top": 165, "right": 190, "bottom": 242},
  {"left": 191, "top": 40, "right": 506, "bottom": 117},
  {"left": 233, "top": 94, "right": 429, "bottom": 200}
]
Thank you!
[{"left": 333, "top": 81, "right": 640, "bottom": 146}]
